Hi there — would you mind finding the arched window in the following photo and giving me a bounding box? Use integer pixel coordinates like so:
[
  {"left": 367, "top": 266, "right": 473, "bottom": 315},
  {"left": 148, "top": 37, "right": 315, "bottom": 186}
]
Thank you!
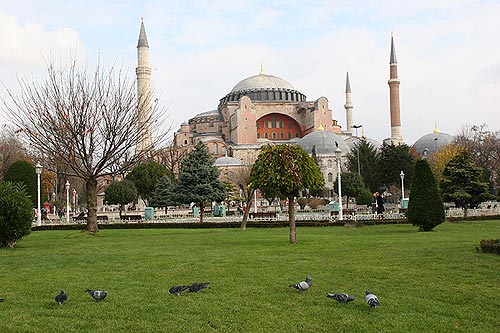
[
  {"left": 328, "top": 173, "right": 333, "bottom": 182},
  {"left": 265, "top": 133, "right": 269, "bottom": 139},
  {"left": 272, "top": 132, "right": 277, "bottom": 139},
  {"left": 221, "top": 146, "right": 227, "bottom": 156},
  {"left": 327, "top": 160, "right": 333, "bottom": 168},
  {"left": 257, "top": 133, "right": 261, "bottom": 139},
  {"left": 213, "top": 143, "right": 218, "bottom": 155}
]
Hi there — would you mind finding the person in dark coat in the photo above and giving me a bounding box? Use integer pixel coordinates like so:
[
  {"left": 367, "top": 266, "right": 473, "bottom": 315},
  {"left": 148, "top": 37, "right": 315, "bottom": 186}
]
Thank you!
[{"left": 375, "top": 192, "right": 385, "bottom": 215}]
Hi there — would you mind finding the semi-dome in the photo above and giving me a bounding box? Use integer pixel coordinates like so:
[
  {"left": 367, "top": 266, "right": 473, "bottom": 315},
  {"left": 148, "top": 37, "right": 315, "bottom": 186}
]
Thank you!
[
  {"left": 413, "top": 129, "right": 453, "bottom": 156},
  {"left": 297, "top": 130, "right": 350, "bottom": 156},
  {"left": 219, "top": 72, "right": 306, "bottom": 106},
  {"left": 214, "top": 156, "right": 243, "bottom": 167},
  {"left": 231, "top": 74, "right": 295, "bottom": 92}
]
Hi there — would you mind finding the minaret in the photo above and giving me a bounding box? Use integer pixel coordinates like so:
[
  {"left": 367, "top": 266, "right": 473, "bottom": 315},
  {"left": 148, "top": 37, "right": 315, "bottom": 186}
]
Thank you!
[
  {"left": 388, "top": 33, "right": 403, "bottom": 144},
  {"left": 344, "top": 71, "right": 354, "bottom": 135},
  {"left": 136, "top": 19, "right": 152, "bottom": 154}
]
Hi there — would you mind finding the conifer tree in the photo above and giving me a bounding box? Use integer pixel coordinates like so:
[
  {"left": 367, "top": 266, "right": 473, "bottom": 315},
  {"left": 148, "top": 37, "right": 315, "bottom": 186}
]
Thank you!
[
  {"left": 171, "top": 142, "right": 227, "bottom": 222},
  {"left": 407, "top": 159, "right": 445, "bottom": 231}
]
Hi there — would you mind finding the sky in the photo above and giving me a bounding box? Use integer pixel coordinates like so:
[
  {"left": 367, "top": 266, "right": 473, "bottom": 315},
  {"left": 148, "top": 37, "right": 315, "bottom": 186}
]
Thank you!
[{"left": 0, "top": 0, "right": 499, "bottom": 145}]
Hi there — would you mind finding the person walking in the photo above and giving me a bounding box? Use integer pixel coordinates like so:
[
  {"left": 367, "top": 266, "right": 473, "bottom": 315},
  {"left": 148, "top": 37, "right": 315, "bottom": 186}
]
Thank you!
[{"left": 375, "top": 191, "right": 385, "bottom": 217}]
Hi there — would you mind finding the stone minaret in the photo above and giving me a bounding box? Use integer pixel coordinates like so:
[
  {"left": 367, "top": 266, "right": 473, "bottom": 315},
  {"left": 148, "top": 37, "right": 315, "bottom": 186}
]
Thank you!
[
  {"left": 344, "top": 71, "right": 354, "bottom": 135},
  {"left": 388, "top": 33, "right": 403, "bottom": 144},
  {"left": 136, "top": 19, "right": 153, "bottom": 154}
]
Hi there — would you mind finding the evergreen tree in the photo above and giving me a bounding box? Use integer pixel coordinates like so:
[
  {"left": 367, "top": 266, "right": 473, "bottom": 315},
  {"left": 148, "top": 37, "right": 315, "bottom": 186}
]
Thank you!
[
  {"left": 0, "top": 182, "right": 34, "bottom": 248},
  {"left": 104, "top": 179, "right": 138, "bottom": 218},
  {"left": 346, "top": 138, "right": 381, "bottom": 192},
  {"left": 333, "top": 172, "right": 365, "bottom": 208},
  {"left": 4, "top": 160, "right": 36, "bottom": 207},
  {"left": 250, "top": 144, "right": 324, "bottom": 244},
  {"left": 440, "top": 151, "right": 491, "bottom": 212},
  {"left": 126, "top": 161, "right": 169, "bottom": 205},
  {"left": 378, "top": 142, "right": 415, "bottom": 191},
  {"left": 407, "top": 159, "right": 445, "bottom": 231},
  {"left": 150, "top": 176, "right": 174, "bottom": 214},
  {"left": 309, "top": 145, "right": 323, "bottom": 197},
  {"left": 171, "top": 142, "right": 228, "bottom": 222}
]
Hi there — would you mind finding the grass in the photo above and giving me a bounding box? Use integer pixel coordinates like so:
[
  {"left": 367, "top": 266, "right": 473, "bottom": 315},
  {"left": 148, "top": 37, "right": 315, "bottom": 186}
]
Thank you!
[{"left": 1, "top": 221, "right": 500, "bottom": 332}]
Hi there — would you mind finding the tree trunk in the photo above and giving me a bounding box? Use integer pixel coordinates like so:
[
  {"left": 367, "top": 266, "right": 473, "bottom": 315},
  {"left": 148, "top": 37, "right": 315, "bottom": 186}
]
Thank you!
[
  {"left": 199, "top": 202, "right": 204, "bottom": 223},
  {"left": 86, "top": 176, "right": 98, "bottom": 234},
  {"left": 240, "top": 189, "right": 255, "bottom": 231},
  {"left": 288, "top": 195, "right": 296, "bottom": 244}
]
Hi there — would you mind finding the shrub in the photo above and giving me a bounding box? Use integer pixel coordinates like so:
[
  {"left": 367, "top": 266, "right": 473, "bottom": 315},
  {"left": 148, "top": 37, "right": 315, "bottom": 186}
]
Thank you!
[
  {"left": 479, "top": 239, "right": 500, "bottom": 255},
  {"left": 407, "top": 159, "right": 445, "bottom": 231},
  {"left": 3, "top": 160, "right": 37, "bottom": 207},
  {"left": 297, "top": 197, "right": 308, "bottom": 209},
  {"left": 308, "top": 197, "right": 324, "bottom": 209},
  {"left": 0, "top": 182, "right": 34, "bottom": 248},
  {"left": 357, "top": 188, "right": 374, "bottom": 206}
]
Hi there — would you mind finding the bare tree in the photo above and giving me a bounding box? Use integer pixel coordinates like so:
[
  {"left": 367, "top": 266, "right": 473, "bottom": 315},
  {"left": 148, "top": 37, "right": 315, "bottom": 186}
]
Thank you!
[
  {"left": 230, "top": 165, "right": 255, "bottom": 230},
  {"left": 157, "top": 140, "right": 190, "bottom": 178},
  {"left": 0, "top": 126, "right": 29, "bottom": 180},
  {"left": 454, "top": 124, "right": 500, "bottom": 192},
  {"left": 2, "top": 60, "right": 169, "bottom": 233}
]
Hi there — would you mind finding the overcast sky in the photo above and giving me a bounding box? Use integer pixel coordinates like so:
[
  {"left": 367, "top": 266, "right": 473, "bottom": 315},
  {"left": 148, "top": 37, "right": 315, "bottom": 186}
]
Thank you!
[{"left": 1, "top": 0, "right": 499, "bottom": 144}]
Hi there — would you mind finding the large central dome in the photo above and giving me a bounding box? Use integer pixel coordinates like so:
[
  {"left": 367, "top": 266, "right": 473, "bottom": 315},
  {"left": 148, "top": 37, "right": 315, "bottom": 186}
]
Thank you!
[
  {"left": 219, "top": 72, "right": 306, "bottom": 106},
  {"left": 231, "top": 73, "right": 295, "bottom": 93}
]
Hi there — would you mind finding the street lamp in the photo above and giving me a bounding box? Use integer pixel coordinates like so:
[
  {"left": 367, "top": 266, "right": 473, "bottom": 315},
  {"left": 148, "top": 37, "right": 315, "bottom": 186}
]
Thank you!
[
  {"left": 35, "top": 163, "right": 42, "bottom": 227},
  {"left": 334, "top": 142, "right": 343, "bottom": 221},
  {"left": 400, "top": 171, "right": 405, "bottom": 200},
  {"left": 351, "top": 124, "right": 362, "bottom": 175},
  {"left": 65, "top": 181, "right": 70, "bottom": 224}
]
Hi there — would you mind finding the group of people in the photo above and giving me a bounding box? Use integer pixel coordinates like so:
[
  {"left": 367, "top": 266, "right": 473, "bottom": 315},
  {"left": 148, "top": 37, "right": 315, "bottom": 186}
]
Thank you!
[{"left": 373, "top": 191, "right": 385, "bottom": 216}]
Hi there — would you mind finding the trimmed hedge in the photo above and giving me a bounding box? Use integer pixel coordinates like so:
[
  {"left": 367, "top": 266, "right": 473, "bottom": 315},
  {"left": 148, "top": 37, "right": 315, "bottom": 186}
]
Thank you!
[{"left": 479, "top": 239, "right": 500, "bottom": 255}]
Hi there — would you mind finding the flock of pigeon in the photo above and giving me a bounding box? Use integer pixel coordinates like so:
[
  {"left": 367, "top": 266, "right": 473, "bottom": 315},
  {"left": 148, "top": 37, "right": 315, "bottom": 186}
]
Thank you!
[
  {"left": 3, "top": 276, "right": 380, "bottom": 308},
  {"left": 288, "top": 275, "right": 381, "bottom": 308}
]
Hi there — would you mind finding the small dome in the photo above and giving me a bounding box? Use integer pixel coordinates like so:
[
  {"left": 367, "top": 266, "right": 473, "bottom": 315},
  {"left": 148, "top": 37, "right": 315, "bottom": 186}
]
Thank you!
[
  {"left": 214, "top": 156, "right": 243, "bottom": 167},
  {"left": 192, "top": 110, "right": 220, "bottom": 118},
  {"left": 231, "top": 74, "right": 295, "bottom": 93},
  {"left": 413, "top": 131, "right": 453, "bottom": 156},
  {"left": 297, "top": 131, "right": 350, "bottom": 155}
]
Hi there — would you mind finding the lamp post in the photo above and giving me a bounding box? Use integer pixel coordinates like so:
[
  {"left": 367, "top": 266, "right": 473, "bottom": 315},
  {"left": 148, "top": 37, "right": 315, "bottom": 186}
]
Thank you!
[
  {"left": 351, "top": 124, "right": 362, "bottom": 175},
  {"left": 65, "top": 181, "right": 70, "bottom": 224},
  {"left": 35, "top": 163, "right": 42, "bottom": 227},
  {"left": 335, "top": 144, "right": 343, "bottom": 221},
  {"left": 400, "top": 170, "right": 405, "bottom": 200}
]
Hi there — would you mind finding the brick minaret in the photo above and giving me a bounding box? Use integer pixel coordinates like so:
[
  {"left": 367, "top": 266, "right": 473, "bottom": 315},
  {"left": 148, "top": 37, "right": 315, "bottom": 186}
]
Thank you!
[
  {"left": 344, "top": 71, "right": 353, "bottom": 135},
  {"left": 136, "top": 19, "right": 153, "bottom": 154},
  {"left": 388, "top": 33, "right": 403, "bottom": 144}
]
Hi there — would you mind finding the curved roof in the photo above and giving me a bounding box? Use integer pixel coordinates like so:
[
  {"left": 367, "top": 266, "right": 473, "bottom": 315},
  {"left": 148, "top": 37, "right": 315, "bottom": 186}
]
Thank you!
[
  {"left": 231, "top": 74, "right": 295, "bottom": 93},
  {"left": 214, "top": 156, "right": 243, "bottom": 167},
  {"left": 344, "top": 136, "right": 381, "bottom": 151},
  {"left": 297, "top": 131, "right": 350, "bottom": 155},
  {"left": 192, "top": 110, "right": 220, "bottom": 118},
  {"left": 413, "top": 131, "right": 453, "bottom": 155}
]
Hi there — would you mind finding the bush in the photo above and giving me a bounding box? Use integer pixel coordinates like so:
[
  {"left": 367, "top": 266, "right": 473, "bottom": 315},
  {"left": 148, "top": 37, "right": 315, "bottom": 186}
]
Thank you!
[
  {"left": 407, "top": 159, "right": 445, "bottom": 231},
  {"left": 0, "top": 182, "right": 34, "bottom": 248},
  {"left": 357, "top": 188, "right": 374, "bottom": 206},
  {"left": 479, "top": 239, "right": 500, "bottom": 255},
  {"left": 297, "top": 197, "right": 308, "bottom": 209},
  {"left": 4, "top": 160, "right": 37, "bottom": 207}
]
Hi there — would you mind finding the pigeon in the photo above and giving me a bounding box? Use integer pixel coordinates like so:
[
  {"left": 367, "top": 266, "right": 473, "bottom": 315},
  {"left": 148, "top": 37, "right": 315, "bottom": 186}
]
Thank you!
[
  {"left": 169, "top": 285, "right": 190, "bottom": 296},
  {"left": 326, "top": 293, "right": 356, "bottom": 303},
  {"left": 289, "top": 275, "right": 312, "bottom": 292},
  {"left": 365, "top": 290, "right": 380, "bottom": 308},
  {"left": 188, "top": 282, "right": 210, "bottom": 292},
  {"left": 0, "top": 298, "right": 4, "bottom": 302},
  {"left": 85, "top": 289, "right": 108, "bottom": 301},
  {"left": 54, "top": 290, "right": 68, "bottom": 305}
]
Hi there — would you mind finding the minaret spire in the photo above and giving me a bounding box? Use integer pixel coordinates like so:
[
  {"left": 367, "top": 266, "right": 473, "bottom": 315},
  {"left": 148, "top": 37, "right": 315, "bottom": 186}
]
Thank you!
[
  {"left": 344, "top": 71, "right": 354, "bottom": 135},
  {"left": 136, "top": 19, "right": 153, "bottom": 154},
  {"left": 387, "top": 33, "right": 403, "bottom": 144}
]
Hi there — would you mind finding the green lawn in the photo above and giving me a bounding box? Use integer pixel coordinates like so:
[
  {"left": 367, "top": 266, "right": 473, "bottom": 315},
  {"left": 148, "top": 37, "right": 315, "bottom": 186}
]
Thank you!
[{"left": 1, "top": 221, "right": 499, "bottom": 332}]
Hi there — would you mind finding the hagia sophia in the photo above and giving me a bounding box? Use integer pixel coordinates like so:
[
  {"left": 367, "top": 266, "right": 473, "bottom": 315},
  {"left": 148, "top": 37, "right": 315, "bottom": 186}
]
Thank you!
[{"left": 135, "top": 20, "right": 453, "bottom": 195}]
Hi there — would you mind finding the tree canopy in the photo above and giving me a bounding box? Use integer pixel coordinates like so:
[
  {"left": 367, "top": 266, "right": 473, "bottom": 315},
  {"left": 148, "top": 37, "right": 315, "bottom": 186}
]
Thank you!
[
  {"left": 346, "top": 138, "right": 381, "bottom": 192},
  {"left": 4, "top": 160, "right": 36, "bottom": 207},
  {"left": 170, "top": 142, "right": 228, "bottom": 222},
  {"left": 378, "top": 142, "right": 415, "bottom": 192},
  {"left": 104, "top": 179, "right": 138, "bottom": 217},
  {"left": 334, "top": 172, "right": 365, "bottom": 208},
  {"left": 250, "top": 144, "right": 324, "bottom": 244},
  {"left": 440, "top": 151, "right": 491, "bottom": 210},
  {"left": 126, "top": 161, "right": 169, "bottom": 205}
]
